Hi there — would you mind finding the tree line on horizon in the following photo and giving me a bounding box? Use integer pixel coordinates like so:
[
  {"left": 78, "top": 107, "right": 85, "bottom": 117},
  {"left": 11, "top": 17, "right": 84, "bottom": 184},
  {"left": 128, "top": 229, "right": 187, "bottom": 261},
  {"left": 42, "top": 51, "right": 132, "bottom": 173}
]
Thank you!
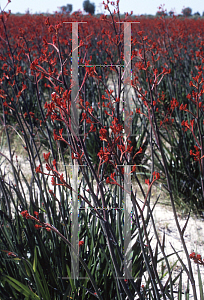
[
  {"left": 58, "top": 3, "right": 203, "bottom": 17},
  {"left": 11, "top": 2, "right": 204, "bottom": 17}
]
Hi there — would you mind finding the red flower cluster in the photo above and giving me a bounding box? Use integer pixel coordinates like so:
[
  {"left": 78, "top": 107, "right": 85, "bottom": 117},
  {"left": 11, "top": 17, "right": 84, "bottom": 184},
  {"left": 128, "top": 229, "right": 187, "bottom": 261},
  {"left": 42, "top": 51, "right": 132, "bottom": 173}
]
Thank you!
[
  {"left": 99, "top": 128, "right": 108, "bottom": 142},
  {"left": 79, "top": 241, "right": 84, "bottom": 247},
  {"left": 21, "top": 210, "right": 51, "bottom": 232},
  {"left": 189, "top": 145, "right": 201, "bottom": 161},
  {"left": 21, "top": 210, "right": 35, "bottom": 220},
  {"left": 189, "top": 252, "right": 204, "bottom": 266},
  {"left": 7, "top": 251, "right": 17, "bottom": 257},
  {"left": 145, "top": 172, "right": 160, "bottom": 186},
  {"left": 117, "top": 143, "right": 133, "bottom": 162},
  {"left": 43, "top": 152, "right": 50, "bottom": 162}
]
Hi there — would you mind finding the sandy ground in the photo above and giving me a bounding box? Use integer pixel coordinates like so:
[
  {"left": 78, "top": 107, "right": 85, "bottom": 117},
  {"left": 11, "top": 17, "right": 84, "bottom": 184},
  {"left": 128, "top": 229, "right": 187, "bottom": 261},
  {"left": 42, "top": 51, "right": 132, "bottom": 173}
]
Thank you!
[
  {"left": 148, "top": 204, "right": 204, "bottom": 298},
  {"left": 1, "top": 147, "right": 204, "bottom": 298}
]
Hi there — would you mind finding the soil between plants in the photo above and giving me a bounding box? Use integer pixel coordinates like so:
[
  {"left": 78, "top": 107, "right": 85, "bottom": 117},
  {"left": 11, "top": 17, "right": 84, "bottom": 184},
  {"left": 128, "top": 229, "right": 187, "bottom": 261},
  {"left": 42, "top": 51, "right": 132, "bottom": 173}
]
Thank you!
[{"left": 1, "top": 146, "right": 204, "bottom": 298}]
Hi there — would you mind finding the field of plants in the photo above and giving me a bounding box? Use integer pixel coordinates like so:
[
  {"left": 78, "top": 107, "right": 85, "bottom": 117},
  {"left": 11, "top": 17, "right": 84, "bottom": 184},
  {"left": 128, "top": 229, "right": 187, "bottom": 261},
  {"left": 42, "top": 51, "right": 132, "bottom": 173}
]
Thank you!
[{"left": 0, "top": 1, "right": 204, "bottom": 299}]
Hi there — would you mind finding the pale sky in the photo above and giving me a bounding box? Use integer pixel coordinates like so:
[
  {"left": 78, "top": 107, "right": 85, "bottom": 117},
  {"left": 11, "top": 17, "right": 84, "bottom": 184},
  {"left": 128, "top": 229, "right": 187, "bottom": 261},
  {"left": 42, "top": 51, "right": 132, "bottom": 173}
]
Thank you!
[{"left": 1, "top": 0, "right": 204, "bottom": 15}]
